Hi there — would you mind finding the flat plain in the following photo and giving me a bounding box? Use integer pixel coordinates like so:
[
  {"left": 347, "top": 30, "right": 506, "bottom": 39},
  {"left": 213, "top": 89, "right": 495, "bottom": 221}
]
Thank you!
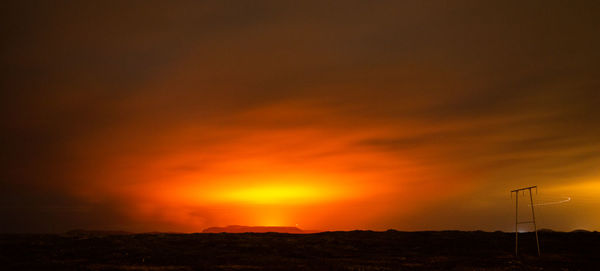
[{"left": 1, "top": 230, "right": 598, "bottom": 270}]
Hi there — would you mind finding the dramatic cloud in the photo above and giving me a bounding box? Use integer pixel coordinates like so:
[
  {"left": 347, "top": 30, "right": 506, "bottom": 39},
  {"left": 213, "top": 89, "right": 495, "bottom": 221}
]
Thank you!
[{"left": 1, "top": 1, "right": 599, "bottom": 232}]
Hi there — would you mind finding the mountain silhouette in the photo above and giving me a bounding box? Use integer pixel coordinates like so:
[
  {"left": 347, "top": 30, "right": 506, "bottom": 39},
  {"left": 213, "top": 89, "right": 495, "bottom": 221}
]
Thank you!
[{"left": 202, "top": 225, "right": 307, "bottom": 234}]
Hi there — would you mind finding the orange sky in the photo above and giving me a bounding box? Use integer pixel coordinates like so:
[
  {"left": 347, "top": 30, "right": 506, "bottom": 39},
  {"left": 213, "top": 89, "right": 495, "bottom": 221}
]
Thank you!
[{"left": 1, "top": 1, "right": 599, "bottom": 233}]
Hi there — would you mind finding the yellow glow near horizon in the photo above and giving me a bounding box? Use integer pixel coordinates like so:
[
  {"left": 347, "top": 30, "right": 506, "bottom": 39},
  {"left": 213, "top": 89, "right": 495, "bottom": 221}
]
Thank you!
[
  {"left": 218, "top": 185, "right": 326, "bottom": 204},
  {"left": 168, "top": 173, "right": 364, "bottom": 205},
  {"left": 178, "top": 174, "right": 360, "bottom": 206}
]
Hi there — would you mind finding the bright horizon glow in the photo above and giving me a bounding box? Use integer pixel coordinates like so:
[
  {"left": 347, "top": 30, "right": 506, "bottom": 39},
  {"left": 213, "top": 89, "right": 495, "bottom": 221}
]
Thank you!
[
  {"left": 169, "top": 172, "right": 366, "bottom": 207},
  {"left": 213, "top": 184, "right": 340, "bottom": 205}
]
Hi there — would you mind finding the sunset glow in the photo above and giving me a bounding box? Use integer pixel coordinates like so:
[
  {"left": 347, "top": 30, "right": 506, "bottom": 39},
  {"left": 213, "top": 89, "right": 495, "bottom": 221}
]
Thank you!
[
  {"left": 207, "top": 183, "right": 348, "bottom": 205},
  {"left": 2, "top": 1, "right": 599, "bottom": 234}
]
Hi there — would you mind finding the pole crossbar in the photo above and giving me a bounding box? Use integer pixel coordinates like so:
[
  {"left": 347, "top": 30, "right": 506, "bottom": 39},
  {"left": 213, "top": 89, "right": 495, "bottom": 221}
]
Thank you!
[
  {"left": 511, "top": 186, "right": 540, "bottom": 256},
  {"left": 511, "top": 185, "right": 537, "bottom": 193}
]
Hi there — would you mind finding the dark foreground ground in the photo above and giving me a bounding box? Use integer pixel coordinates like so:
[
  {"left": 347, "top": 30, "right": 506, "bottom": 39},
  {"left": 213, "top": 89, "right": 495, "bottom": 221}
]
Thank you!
[{"left": 1, "top": 230, "right": 599, "bottom": 270}]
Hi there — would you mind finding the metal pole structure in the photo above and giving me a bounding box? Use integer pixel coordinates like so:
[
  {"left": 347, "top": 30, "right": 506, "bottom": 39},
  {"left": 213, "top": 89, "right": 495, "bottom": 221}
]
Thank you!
[
  {"left": 511, "top": 185, "right": 540, "bottom": 256},
  {"left": 529, "top": 188, "right": 540, "bottom": 256},
  {"left": 515, "top": 191, "right": 518, "bottom": 256}
]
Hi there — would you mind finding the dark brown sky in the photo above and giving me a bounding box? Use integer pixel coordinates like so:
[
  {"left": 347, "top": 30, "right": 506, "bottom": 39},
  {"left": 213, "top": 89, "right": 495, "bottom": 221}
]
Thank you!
[{"left": 1, "top": 1, "right": 599, "bottom": 233}]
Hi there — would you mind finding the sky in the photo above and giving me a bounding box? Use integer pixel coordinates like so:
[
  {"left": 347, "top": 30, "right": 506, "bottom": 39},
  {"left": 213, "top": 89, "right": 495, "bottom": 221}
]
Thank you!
[{"left": 1, "top": 1, "right": 599, "bottom": 233}]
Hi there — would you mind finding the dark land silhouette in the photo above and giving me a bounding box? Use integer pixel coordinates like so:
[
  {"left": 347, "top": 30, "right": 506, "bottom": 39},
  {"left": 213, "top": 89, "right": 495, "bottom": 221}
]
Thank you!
[
  {"left": 1, "top": 230, "right": 599, "bottom": 270},
  {"left": 202, "top": 225, "right": 314, "bottom": 234}
]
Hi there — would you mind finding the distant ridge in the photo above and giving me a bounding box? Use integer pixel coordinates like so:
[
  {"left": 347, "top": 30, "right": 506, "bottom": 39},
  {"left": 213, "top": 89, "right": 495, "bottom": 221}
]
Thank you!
[
  {"left": 64, "top": 229, "right": 132, "bottom": 237},
  {"left": 202, "top": 225, "right": 310, "bottom": 234}
]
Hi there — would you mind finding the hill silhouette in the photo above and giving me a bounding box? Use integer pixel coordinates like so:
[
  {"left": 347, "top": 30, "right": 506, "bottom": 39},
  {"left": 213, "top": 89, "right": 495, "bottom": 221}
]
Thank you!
[
  {"left": 202, "top": 225, "right": 307, "bottom": 233},
  {"left": 64, "top": 229, "right": 132, "bottom": 237}
]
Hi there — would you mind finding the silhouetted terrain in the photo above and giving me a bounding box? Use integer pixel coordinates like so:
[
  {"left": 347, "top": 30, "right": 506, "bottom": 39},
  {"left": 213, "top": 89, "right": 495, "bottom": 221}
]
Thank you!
[
  {"left": 1, "top": 230, "right": 598, "bottom": 270},
  {"left": 202, "top": 225, "right": 306, "bottom": 234}
]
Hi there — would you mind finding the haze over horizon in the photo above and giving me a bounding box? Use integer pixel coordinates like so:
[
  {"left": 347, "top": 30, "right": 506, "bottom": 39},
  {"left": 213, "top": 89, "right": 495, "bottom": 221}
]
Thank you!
[{"left": 1, "top": 1, "right": 599, "bottom": 233}]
